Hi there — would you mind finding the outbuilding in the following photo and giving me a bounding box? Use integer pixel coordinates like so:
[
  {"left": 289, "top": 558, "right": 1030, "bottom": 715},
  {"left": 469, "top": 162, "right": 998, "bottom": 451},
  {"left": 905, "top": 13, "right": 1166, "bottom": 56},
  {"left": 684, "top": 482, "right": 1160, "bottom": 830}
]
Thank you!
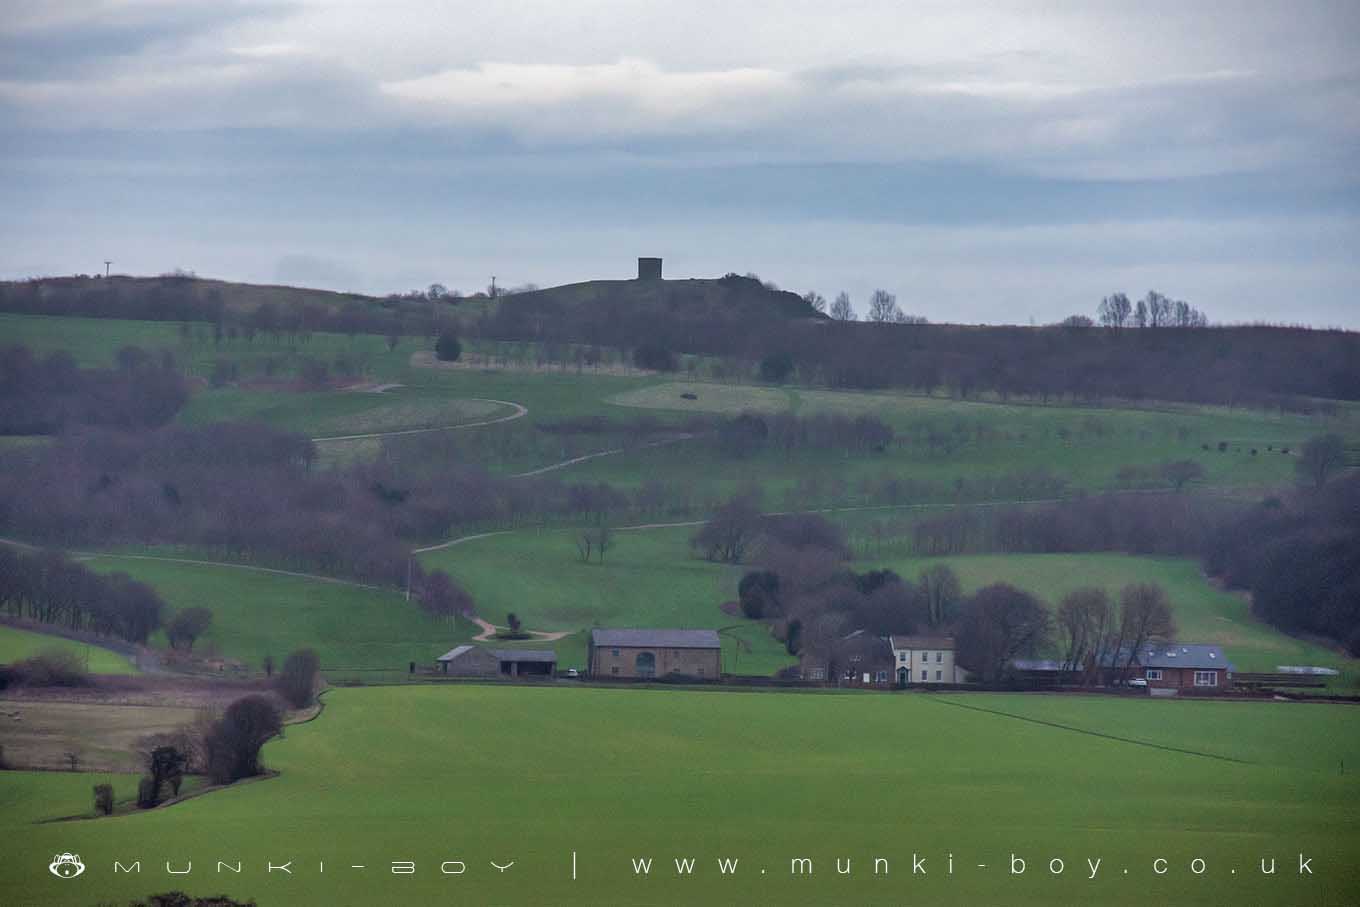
[
  {"left": 437, "top": 645, "right": 557, "bottom": 678},
  {"left": 588, "top": 628, "right": 721, "bottom": 679}
]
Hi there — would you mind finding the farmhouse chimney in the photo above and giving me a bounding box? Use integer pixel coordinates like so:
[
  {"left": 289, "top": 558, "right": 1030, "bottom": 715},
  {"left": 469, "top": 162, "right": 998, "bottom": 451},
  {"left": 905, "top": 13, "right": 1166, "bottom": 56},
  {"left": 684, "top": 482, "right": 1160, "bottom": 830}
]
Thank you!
[{"left": 637, "top": 257, "right": 662, "bottom": 280}]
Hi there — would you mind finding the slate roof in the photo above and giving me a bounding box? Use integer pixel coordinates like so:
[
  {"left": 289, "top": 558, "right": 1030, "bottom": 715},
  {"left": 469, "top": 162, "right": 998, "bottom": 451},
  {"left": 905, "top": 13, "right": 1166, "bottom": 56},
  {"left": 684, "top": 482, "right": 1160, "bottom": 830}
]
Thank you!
[
  {"left": 1139, "top": 644, "right": 1233, "bottom": 671},
  {"left": 590, "top": 628, "right": 722, "bottom": 649},
  {"left": 890, "top": 635, "right": 956, "bottom": 650},
  {"left": 491, "top": 649, "right": 557, "bottom": 663},
  {"left": 436, "top": 645, "right": 479, "bottom": 662}
]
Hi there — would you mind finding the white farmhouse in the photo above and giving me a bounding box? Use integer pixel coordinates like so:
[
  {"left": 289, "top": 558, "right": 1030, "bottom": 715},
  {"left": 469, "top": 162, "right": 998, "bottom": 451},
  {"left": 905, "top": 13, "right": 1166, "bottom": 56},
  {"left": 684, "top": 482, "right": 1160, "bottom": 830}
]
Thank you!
[{"left": 889, "top": 635, "right": 968, "bottom": 685}]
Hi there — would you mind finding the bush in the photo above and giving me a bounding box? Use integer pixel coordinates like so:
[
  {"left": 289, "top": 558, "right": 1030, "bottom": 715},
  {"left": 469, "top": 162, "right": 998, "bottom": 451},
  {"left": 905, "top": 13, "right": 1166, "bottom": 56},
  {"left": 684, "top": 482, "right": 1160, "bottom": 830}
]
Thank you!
[
  {"left": 759, "top": 351, "right": 795, "bottom": 383},
  {"left": 435, "top": 331, "right": 462, "bottom": 362},
  {"left": 94, "top": 783, "right": 114, "bottom": 816},
  {"left": 277, "top": 648, "right": 321, "bottom": 708},
  {"left": 137, "top": 776, "right": 160, "bottom": 809},
  {"left": 166, "top": 607, "right": 213, "bottom": 651},
  {"left": 633, "top": 343, "right": 677, "bottom": 371},
  {"left": 205, "top": 695, "right": 283, "bottom": 784},
  {"left": 10, "top": 650, "right": 90, "bottom": 687}
]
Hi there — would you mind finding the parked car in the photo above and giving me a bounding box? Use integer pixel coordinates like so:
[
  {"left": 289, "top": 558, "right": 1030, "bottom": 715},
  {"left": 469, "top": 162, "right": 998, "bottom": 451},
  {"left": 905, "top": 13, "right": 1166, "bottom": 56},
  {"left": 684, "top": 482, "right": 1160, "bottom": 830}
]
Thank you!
[
  {"left": 566, "top": 668, "right": 580, "bottom": 678},
  {"left": 1129, "top": 678, "right": 1148, "bottom": 688}
]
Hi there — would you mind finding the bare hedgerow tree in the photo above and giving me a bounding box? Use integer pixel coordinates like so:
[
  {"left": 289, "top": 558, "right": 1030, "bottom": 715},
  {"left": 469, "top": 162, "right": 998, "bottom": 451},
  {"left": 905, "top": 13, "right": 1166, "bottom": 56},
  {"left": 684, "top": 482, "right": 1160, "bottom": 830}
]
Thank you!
[
  {"left": 1055, "top": 586, "right": 1110, "bottom": 675},
  {"left": 829, "top": 292, "right": 855, "bottom": 321},
  {"left": 575, "top": 532, "right": 593, "bottom": 563},
  {"left": 1114, "top": 583, "right": 1176, "bottom": 684},
  {"left": 205, "top": 695, "right": 283, "bottom": 784},
  {"left": 918, "top": 564, "right": 962, "bottom": 628},
  {"left": 867, "top": 289, "right": 899, "bottom": 323},
  {"left": 955, "top": 583, "right": 1051, "bottom": 683},
  {"left": 691, "top": 493, "right": 763, "bottom": 564},
  {"left": 277, "top": 649, "right": 320, "bottom": 709},
  {"left": 1097, "top": 292, "right": 1131, "bottom": 329},
  {"left": 1159, "top": 459, "right": 1206, "bottom": 492},
  {"left": 593, "top": 524, "right": 613, "bottom": 564},
  {"left": 166, "top": 607, "right": 213, "bottom": 651},
  {"left": 1297, "top": 433, "right": 1347, "bottom": 488},
  {"left": 802, "top": 291, "right": 827, "bottom": 314}
]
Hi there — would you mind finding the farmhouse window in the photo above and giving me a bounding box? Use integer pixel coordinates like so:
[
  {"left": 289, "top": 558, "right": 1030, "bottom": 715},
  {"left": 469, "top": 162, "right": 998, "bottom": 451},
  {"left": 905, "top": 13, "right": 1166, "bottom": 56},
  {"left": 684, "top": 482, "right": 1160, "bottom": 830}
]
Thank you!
[
  {"left": 921, "top": 669, "right": 928, "bottom": 681},
  {"left": 811, "top": 668, "right": 826, "bottom": 680},
  {"left": 1146, "top": 669, "right": 1163, "bottom": 680},
  {"left": 611, "top": 648, "right": 620, "bottom": 656},
  {"left": 611, "top": 666, "right": 619, "bottom": 675},
  {"left": 920, "top": 651, "right": 930, "bottom": 662},
  {"left": 899, "top": 652, "right": 907, "bottom": 663},
  {"left": 935, "top": 670, "right": 942, "bottom": 681},
  {"left": 936, "top": 651, "right": 943, "bottom": 663},
  {"left": 876, "top": 671, "right": 888, "bottom": 683},
  {"left": 697, "top": 667, "right": 705, "bottom": 675},
  {"left": 1194, "top": 671, "right": 1218, "bottom": 687}
]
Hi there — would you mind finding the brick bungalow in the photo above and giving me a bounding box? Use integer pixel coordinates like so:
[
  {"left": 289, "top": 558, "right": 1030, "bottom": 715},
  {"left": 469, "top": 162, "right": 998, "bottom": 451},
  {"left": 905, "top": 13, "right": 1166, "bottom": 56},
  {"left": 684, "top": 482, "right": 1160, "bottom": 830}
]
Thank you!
[{"left": 1137, "top": 644, "right": 1233, "bottom": 691}]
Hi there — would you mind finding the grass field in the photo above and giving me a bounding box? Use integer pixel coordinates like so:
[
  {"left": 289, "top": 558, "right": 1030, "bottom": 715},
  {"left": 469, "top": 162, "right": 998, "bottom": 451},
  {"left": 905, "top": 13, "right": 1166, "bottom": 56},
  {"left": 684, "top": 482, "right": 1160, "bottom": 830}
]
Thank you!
[
  {"left": 1, "top": 685, "right": 1356, "bottom": 906},
  {"left": 867, "top": 552, "right": 1360, "bottom": 682},
  {"left": 0, "top": 624, "right": 138, "bottom": 675},
  {"left": 0, "top": 700, "right": 203, "bottom": 772},
  {"left": 82, "top": 556, "right": 476, "bottom": 674},
  {"left": 418, "top": 527, "right": 794, "bottom": 674}
]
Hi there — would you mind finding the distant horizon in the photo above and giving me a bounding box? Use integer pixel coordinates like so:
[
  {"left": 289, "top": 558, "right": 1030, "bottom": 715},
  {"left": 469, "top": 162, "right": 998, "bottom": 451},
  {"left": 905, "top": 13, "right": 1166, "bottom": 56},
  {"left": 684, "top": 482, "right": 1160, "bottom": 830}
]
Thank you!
[
  {"left": 9, "top": 268, "right": 1356, "bottom": 333},
  {"left": 3, "top": 2, "right": 1357, "bottom": 328}
]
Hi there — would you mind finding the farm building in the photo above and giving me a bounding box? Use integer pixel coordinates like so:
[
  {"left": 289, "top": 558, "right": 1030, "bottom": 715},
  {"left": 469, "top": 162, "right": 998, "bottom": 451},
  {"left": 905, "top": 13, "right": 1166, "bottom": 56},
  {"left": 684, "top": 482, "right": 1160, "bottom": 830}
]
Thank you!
[
  {"left": 1137, "top": 644, "right": 1233, "bottom": 691},
  {"left": 890, "top": 635, "right": 966, "bottom": 685},
  {"left": 1011, "top": 643, "right": 1233, "bottom": 692},
  {"left": 800, "top": 630, "right": 896, "bottom": 686},
  {"left": 436, "top": 645, "right": 557, "bottom": 677},
  {"left": 588, "top": 628, "right": 721, "bottom": 679}
]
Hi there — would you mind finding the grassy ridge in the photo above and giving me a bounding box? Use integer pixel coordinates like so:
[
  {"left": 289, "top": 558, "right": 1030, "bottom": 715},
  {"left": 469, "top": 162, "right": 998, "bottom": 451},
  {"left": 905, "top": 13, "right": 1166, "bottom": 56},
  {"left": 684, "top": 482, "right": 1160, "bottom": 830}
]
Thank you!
[
  {"left": 0, "top": 624, "right": 138, "bottom": 674},
  {"left": 82, "top": 556, "right": 474, "bottom": 673},
  {"left": 2, "top": 686, "right": 1356, "bottom": 906}
]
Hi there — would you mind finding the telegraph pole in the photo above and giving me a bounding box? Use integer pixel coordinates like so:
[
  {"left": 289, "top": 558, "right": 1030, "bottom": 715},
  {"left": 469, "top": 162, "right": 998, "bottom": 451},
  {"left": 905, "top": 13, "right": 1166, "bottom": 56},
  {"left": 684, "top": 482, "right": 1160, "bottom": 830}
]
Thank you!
[
  {"left": 490, "top": 276, "right": 497, "bottom": 298},
  {"left": 104, "top": 260, "right": 112, "bottom": 278}
]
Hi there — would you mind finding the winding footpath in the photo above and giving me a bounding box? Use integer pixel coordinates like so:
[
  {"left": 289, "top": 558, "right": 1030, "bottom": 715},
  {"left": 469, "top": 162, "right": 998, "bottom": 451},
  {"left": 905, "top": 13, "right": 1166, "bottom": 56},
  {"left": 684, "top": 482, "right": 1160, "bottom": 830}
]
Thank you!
[{"left": 310, "top": 398, "right": 528, "bottom": 443}]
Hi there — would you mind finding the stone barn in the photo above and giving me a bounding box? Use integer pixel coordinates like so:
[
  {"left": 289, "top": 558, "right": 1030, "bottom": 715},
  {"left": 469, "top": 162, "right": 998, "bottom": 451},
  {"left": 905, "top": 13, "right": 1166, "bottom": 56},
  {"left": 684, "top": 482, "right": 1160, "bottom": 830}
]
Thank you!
[{"left": 588, "top": 628, "right": 720, "bottom": 679}]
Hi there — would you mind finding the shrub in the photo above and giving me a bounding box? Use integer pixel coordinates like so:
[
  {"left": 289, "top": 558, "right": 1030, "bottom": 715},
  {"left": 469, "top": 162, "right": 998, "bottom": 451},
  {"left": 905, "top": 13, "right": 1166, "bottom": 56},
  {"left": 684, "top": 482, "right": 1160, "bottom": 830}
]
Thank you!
[
  {"left": 759, "top": 351, "right": 795, "bottom": 383},
  {"left": 435, "top": 331, "right": 462, "bottom": 362},
  {"left": 633, "top": 343, "right": 677, "bottom": 371},
  {"left": 205, "top": 695, "right": 283, "bottom": 784},
  {"left": 10, "top": 650, "right": 90, "bottom": 687},
  {"left": 277, "top": 648, "right": 321, "bottom": 709},
  {"left": 94, "top": 783, "right": 114, "bottom": 816}
]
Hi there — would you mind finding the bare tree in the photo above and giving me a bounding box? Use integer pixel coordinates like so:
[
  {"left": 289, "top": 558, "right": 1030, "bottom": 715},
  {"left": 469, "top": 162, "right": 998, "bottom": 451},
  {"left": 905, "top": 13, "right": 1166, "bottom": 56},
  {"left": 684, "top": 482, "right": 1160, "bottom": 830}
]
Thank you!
[
  {"left": 802, "top": 290, "right": 827, "bottom": 314},
  {"left": 829, "top": 292, "right": 855, "bottom": 321},
  {"left": 1297, "top": 433, "right": 1347, "bottom": 488},
  {"left": 691, "top": 493, "right": 763, "bottom": 563},
  {"left": 1097, "top": 293, "right": 1132, "bottom": 329},
  {"left": 575, "top": 532, "right": 593, "bottom": 563},
  {"left": 867, "top": 289, "right": 899, "bottom": 323},
  {"left": 918, "top": 564, "right": 961, "bottom": 628},
  {"left": 593, "top": 523, "right": 613, "bottom": 564},
  {"left": 1116, "top": 583, "right": 1176, "bottom": 684},
  {"left": 1159, "top": 460, "right": 1206, "bottom": 492},
  {"left": 1056, "top": 587, "right": 1109, "bottom": 674}
]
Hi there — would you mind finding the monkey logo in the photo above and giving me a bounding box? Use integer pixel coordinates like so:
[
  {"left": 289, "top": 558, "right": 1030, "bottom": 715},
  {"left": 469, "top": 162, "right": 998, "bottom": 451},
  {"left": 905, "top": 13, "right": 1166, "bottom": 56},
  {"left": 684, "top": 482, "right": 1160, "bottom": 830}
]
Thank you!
[{"left": 49, "top": 853, "right": 86, "bottom": 879}]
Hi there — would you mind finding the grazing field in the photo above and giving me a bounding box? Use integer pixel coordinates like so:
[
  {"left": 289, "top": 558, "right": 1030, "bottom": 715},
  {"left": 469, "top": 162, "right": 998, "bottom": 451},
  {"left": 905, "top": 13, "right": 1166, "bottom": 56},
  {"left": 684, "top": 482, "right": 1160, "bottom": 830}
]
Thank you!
[
  {"left": 1, "top": 685, "right": 1356, "bottom": 906},
  {"left": 418, "top": 527, "right": 794, "bottom": 675},
  {"left": 0, "top": 699, "right": 202, "bottom": 772},
  {"left": 178, "top": 386, "right": 509, "bottom": 437},
  {"left": 867, "top": 552, "right": 1360, "bottom": 683},
  {"left": 0, "top": 624, "right": 138, "bottom": 675},
  {"left": 81, "top": 555, "right": 476, "bottom": 674}
]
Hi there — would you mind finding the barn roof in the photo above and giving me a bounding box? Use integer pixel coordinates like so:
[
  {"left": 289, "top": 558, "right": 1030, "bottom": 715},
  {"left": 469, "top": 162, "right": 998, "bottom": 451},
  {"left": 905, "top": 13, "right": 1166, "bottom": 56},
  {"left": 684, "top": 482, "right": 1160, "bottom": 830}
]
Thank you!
[
  {"left": 436, "top": 645, "right": 480, "bottom": 662},
  {"left": 1139, "top": 644, "right": 1233, "bottom": 671},
  {"left": 491, "top": 649, "right": 557, "bottom": 663},
  {"left": 590, "top": 628, "right": 722, "bottom": 649}
]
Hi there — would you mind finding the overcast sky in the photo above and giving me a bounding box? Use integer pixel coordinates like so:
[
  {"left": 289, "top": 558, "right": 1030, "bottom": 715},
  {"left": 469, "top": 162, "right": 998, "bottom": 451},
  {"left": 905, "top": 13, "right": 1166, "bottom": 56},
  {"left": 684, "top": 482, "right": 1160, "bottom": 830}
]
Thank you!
[{"left": 3, "top": 0, "right": 1358, "bottom": 326}]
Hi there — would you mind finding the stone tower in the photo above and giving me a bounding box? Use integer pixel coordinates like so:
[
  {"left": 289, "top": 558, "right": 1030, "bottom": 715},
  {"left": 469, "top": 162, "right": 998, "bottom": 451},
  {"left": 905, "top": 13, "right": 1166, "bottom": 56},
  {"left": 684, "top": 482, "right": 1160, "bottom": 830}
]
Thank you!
[{"left": 637, "top": 257, "right": 662, "bottom": 280}]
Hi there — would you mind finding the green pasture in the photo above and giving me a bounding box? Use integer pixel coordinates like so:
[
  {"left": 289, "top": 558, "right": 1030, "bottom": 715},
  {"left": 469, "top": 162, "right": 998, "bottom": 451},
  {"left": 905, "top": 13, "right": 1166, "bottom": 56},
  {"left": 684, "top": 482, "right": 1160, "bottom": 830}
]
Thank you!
[
  {"left": 81, "top": 556, "right": 474, "bottom": 674},
  {"left": 866, "top": 552, "right": 1360, "bottom": 683},
  {"left": 179, "top": 386, "right": 506, "bottom": 437},
  {"left": 0, "top": 624, "right": 138, "bottom": 674},
  {"left": 418, "top": 527, "right": 795, "bottom": 675},
  {"left": 1, "top": 686, "right": 1356, "bottom": 906}
]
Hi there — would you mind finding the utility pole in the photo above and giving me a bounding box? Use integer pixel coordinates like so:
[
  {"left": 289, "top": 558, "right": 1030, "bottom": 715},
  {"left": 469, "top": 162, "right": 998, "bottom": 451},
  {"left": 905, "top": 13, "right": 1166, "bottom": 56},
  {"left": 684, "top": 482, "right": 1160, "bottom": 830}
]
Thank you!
[
  {"left": 405, "top": 557, "right": 413, "bottom": 602},
  {"left": 104, "top": 260, "right": 112, "bottom": 278},
  {"left": 490, "top": 276, "right": 496, "bottom": 298}
]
